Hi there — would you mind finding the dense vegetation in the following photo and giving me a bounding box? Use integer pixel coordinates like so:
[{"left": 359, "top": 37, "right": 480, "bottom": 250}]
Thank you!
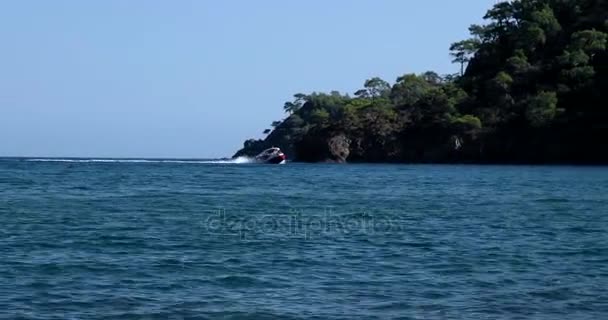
[{"left": 235, "top": 0, "right": 608, "bottom": 163}]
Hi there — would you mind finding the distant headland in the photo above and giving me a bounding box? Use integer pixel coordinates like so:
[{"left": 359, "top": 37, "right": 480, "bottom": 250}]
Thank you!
[{"left": 235, "top": 0, "right": 608, "bottom": 164}]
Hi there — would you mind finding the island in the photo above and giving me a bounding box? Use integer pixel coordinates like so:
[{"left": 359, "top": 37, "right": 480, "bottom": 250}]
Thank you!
[{"left": 235, "top": 0, "right": 608, "bottom": 164}]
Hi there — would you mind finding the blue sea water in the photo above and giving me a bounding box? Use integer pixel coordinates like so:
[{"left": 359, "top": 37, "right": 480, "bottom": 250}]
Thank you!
[{"left": 1, "top": 158, "right": 607, "bottom": 320}]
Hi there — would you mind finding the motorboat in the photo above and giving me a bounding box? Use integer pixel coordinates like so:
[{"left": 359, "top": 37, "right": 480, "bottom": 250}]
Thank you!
[{"left": 255, "top": 147, "right": 286, "bottom": 164}]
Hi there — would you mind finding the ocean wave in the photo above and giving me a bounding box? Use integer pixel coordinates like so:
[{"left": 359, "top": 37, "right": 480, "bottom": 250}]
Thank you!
[{"left": 20, "top": 156, "right": 255, "bottom": 164}]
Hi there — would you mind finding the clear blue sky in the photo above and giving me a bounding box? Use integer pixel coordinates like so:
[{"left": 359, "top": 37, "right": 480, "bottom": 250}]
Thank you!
[{"left": 0, "top": 0, "right": 495, "bottom": 158}]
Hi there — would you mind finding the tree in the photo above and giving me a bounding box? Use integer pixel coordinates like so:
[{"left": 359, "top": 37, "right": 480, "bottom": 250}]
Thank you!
[
  {"left": 355, "top": 78, "right": 391, "bottom": 99},
  {"left": 360, "top": 105, "right": 400, "bottom": 143},
  {"left": 409, "top": 87, "right": 456, "bottom": 125},
  {"left": 525, "top": 91, "right": 558, "bottom": 127},
  {"left": 283, "top": 93, "right": 309, "bottom": 114},
  {"left": 283, "top": 102, "right": 300, "bottom": 114},
  {"left": 449, "top": 39, "right": 479, "bottom": 75},
  {"left": 293, "top": 93, "right": 308, "bottom": 103},
  {"left": 421, "top": 71, "right": 443, "bottom": 85},
  {"left": 484, "top": 1, "right": 516, "bottom": 28},
  {"left": 529, "top": 4, "right": 561, "bottom": 36},
  {"left": 442, "top": 73, "right": 461, "bottom": 83},
  {"left": 390, "top": 74, "right": 433, "bottom": 107},
  {"left": 365, "top": 77, "right": 391, "bottom": 98},
  {"left": 571, "top": 29, "right": 608, "bottom": 53},
  {"left": 469, "top": 24, "right": 489, "bottom": 41},
  {"left": 556, "top": 29, "right": 608, "bottom": 91}
]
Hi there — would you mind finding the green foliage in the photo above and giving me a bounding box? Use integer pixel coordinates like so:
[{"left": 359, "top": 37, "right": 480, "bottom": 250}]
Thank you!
[
  {"left": 507, "top": 50, "right": 531, "bottom": 73},
  {"left": 525, "top": 91, "right": 558, "bottom": 127},
  {"left": 559, "top": 50, "right": 590, "bottom": 67},
  {"left": 409, "top": 87, "right": 456, "bottom": 125},
  {"left": 310, "top": 108, "right": 330, "bottom": 126},
  {"left": 359, "top": 104, "right": 400, "bottom": 139},
  {"left": 469, "top": 24, "right": 491, "bottom": 42},
  {"left": 421, "top": 71, "right": 443, "bottom": 85},
  {"left": 529, "top": 4, "right": 561, "bottom": 35},
  {"left": 491, "top": 71, "right": 514, "bottom": 92},
  {"left": 451, "top": 115, "right": 482, "bottom": 130},
  {"left": 390, "top": 74, "right": 433, "bottom": 107},
  {"left": 571, "top": 29, "right": 608, "bottom": 52},
  {"left": 284, "top": 114, "right": 304, "bottom": 127},
  {"left": 283, "top": 102, "right": 300, "bottom": 114},
  {"left": 561, "top": 65, "right": 595, "bottom": 90},
  {"left": 442, "top": 82, "right": 468, "bottom": 106},
  {"left": 520, "top": 22, "right": 547, "bottom": 48}
]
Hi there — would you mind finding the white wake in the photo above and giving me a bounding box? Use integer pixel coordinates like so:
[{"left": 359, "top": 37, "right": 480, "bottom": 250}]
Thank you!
[{"left": 24, "top": 156, "right": 256, "bottom": 164}]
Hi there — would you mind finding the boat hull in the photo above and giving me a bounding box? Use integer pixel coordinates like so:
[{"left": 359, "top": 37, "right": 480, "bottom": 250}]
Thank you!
[{"left": 264, "top": 155, "right": 286, "bottom": 164}]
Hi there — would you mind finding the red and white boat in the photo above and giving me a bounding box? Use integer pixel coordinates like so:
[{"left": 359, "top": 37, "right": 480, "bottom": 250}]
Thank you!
[{"left": 255, "top": 147, "right": 286, "bottom": 164}]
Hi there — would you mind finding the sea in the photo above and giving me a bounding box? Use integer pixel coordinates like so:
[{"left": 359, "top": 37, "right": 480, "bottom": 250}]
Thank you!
[{"left": 1, "top": 158, "right": 607, "bottom": 320}]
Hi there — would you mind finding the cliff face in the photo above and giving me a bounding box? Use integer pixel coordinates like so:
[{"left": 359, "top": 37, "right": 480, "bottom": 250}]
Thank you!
[
  {"left": 234, "top": 0, "right": 608, "bottom": 164},
  {"left": 295, "top": 134, "right": 350, "bottom": 163}
]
